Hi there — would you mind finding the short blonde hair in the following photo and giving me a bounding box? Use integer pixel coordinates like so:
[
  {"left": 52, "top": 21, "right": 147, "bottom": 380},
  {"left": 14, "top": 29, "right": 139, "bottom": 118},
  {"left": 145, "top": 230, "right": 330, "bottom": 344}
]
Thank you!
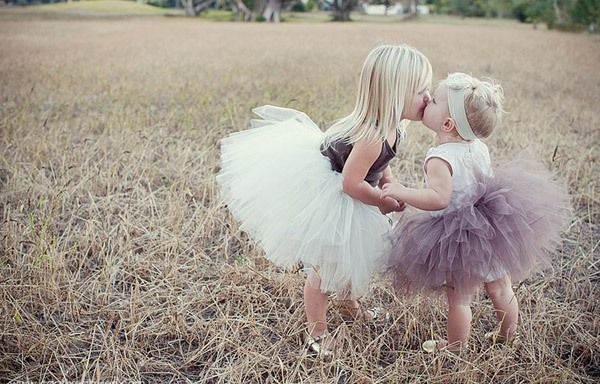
[
  {"left": 323, "top": 44, "right": 432, "bottom": 146},
  {"left": 463, "top": 76, "right": 506, "bottom": 139}
]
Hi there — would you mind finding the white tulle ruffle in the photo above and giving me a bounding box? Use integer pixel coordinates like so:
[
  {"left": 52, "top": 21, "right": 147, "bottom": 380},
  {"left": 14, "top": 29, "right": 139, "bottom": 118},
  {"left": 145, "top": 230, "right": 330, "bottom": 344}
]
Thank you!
[{"left": 217, "top": 106, "right": 391, "bottom": 298}]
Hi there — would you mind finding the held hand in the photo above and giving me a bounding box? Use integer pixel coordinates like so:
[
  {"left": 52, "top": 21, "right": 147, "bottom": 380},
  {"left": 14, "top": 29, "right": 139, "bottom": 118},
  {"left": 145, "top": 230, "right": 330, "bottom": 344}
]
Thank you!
[
  {"left": 379, "top": 196, "right": 400, "bottom": 215},
  {"left": 395, "top": 200, "right": 406, "bottom": 212},
  {"left": 378, "top": 175, "right": 396, "bottom": 189},
  {"left": 381, "top": 182, "right": 406, "bottom": 201}
]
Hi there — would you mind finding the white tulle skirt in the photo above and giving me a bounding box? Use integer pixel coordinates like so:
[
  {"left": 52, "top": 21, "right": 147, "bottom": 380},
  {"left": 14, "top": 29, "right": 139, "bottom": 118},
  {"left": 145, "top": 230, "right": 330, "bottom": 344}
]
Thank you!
[{"left": 216, "top": 106, "right": 391, "bottom": 298}]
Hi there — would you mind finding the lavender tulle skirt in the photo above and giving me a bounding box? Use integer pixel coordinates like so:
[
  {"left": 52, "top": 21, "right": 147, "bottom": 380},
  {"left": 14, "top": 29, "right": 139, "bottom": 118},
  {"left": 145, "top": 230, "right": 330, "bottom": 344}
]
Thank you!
[{"left": 387, "top": 154, "right": 572, "bottom": 297}]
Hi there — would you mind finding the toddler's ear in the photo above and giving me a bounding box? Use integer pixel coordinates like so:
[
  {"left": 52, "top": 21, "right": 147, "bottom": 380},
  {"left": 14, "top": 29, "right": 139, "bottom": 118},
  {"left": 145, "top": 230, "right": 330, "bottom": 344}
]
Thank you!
[{"left": 442, "top": 118, "right": 457, "bottom": 133}]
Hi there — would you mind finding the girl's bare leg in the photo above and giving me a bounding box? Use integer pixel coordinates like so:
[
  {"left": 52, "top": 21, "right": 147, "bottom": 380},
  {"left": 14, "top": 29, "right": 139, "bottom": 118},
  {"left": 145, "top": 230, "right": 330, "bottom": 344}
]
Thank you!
[
  {"left": 484, "top": 275, "right": 518, "bottom": 338},
  {"left": 304, "top": 269, "right": 329, "bottom": 336},
  {"left": 445, "top": 286, "right": 473, "bottom": 350}
]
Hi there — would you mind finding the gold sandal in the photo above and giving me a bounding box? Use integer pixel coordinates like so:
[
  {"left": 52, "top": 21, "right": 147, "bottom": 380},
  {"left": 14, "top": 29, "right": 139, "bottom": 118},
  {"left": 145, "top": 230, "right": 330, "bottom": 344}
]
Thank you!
[
  {"left": 365, "top": 306, "right": 390, "bottom": 321},
  {"left": 422, "top": 339, "right": 467, "bottom": 354},
  {"left": 337, "top": 302, "right": 389, "bottom": 322},
  {"left": 485, "top": 331, "right": 516, "bottom": 346},
  {"left": 305, "top": 331, "right": 334, "bottom": 358}
]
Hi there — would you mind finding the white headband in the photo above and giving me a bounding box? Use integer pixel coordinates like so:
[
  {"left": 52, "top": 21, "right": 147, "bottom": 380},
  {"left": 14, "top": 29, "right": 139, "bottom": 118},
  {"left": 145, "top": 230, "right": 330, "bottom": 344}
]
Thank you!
[{"left": 447, "top": 73, "right": 477, "bottom": 140}]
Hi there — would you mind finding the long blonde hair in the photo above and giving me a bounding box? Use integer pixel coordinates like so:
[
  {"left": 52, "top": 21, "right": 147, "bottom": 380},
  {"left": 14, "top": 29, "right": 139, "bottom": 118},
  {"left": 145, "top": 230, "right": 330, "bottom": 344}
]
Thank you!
[{"left": 322, "top": 44, "right": 432, "bottom": 147}]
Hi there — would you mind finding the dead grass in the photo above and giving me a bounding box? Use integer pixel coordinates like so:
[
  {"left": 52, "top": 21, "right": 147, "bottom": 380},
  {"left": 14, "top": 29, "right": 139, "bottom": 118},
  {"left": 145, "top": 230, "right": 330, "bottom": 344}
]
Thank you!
[
  {"left": 0, "top": 12, "right": 599, "bottom": 383},
  {"left": 0, "top": 1, "right": 178, "bottom": 21}
]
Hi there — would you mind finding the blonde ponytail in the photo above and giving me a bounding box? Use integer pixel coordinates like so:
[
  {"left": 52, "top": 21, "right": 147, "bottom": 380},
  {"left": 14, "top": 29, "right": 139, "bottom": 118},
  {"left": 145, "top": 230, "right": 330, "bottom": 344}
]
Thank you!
[{"left": 464, "top": 77, "right": 506, "bottom": 139}]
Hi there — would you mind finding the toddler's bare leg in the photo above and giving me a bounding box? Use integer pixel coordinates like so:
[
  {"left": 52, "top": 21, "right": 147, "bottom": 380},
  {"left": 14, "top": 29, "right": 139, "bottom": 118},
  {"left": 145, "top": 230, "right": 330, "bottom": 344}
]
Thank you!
[
  {"left": 335, "top": 288, "right": 360, "bottom": 318},
  {"left": 445, "top": 286, "right": 473, "bottom": 350},
  {"left": 484, "top": 275, "right": 518, "bottom": 338}
]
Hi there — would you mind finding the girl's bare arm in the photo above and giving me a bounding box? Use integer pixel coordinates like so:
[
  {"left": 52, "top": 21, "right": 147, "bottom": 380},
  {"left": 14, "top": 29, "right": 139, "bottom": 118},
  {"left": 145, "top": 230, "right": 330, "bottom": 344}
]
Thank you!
[
  {"left": 381, "top": 157, "right": 452, "bottom": 211},
  {"left": 342, "top": 139, "right": 399, "bottom": 212}
]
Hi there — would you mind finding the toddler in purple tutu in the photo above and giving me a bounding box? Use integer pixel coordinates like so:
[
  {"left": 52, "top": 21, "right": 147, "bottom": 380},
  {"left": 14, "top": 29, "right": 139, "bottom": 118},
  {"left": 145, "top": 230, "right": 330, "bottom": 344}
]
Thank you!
[{"left": 381, "top": 72, "right": 571, "bottom": 352}]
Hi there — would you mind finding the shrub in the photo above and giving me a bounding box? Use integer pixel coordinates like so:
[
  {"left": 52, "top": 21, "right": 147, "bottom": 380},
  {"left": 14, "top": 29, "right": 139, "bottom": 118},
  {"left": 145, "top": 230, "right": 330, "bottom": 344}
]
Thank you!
[
  {"left": 553, "top": 23, "right": 586, "bottom": 32},
  {"left": 290, "top": 1, "right": 306, "bottom": 12}
]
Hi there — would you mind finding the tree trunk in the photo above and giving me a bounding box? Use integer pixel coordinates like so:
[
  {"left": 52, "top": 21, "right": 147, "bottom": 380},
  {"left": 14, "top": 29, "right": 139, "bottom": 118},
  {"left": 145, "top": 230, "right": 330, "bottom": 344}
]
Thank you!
[
  {"left": 401, "top": 0, "right": 418, "bottom": 16},
  {"left": 227, "top": 0, "right": 253, "bottom": 20},
  {"left": 181, "top": 0, "right": 196, "bottom": 16},
  {"left": 180, "top": 0, "right": 216, "bottom": 16},
  {"left": 195, "top": 0, "right": 216, "bottom": 14},
  {"left": 553, "top": 0, "right": 562, "bottom": 23},
  {"left": 331, "top": 0, "right": 357, "bottom": 21},
  {"left": 262, "top": 0, "right": 282, "bottom": 22}
]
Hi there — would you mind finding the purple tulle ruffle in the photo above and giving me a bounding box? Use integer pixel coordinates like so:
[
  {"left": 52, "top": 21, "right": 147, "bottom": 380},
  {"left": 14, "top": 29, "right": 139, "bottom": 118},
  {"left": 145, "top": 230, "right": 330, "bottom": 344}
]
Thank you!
[{"left": 388, "top": 154, "right": 572, "bottom": 297}]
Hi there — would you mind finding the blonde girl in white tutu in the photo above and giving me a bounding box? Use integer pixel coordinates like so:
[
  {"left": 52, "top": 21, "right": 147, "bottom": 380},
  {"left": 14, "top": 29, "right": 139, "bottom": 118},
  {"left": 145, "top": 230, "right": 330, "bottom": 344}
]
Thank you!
[{"left": 217, "top": 44, "right": 432, "bottom": 357}]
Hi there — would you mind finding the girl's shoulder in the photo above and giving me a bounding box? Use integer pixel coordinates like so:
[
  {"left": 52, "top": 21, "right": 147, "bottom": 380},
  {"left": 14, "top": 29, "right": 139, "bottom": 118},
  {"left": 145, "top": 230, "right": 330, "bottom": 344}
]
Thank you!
[
  {"left": 471, "top": 139, "right": 490, "bottom": 156},
  {"left": 426, "top": 142, "right": 467, "bottom": 161},
  {"left": 427, "top": 140, "right": 489, "bottom": 159}
]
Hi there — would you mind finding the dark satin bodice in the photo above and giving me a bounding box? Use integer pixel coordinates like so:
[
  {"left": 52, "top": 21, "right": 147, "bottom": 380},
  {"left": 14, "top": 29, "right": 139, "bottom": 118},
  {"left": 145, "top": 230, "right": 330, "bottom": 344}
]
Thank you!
[{"left": 320, "top": 134, "right": 398, "bottom": 187}]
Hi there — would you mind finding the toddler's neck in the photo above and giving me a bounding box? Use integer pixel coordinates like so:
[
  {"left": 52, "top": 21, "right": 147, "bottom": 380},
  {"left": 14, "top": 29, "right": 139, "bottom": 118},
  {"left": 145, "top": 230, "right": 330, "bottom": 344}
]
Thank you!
[{"left": 436, "top": 133, "right": 469, "bottom": 146}]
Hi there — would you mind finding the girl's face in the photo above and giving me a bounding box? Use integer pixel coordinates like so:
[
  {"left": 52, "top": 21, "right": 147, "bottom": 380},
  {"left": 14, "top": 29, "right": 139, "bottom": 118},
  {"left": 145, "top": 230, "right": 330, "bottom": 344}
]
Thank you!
[
  {"left": 422, "top": 81, "right": 450, "bottom": 131},
  {"left": 402, "top": 87, "right": 431, "bottom": 121}
]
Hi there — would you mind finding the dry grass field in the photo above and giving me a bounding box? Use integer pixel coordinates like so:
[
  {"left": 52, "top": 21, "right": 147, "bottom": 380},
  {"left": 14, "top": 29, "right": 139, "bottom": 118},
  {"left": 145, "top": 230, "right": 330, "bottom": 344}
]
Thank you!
[{"left": 1, "top": 5, "right": 599, "bottom": 383}]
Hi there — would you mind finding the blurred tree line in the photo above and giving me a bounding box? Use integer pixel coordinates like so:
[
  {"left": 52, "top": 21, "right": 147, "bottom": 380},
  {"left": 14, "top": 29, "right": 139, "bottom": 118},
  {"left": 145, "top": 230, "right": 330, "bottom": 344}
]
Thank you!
[
  {"left": 3, "top": 0, "right": 598, "bottom": 30},
  {"left": 424, "top": 0, "right": 599, "bottom": 31}
]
